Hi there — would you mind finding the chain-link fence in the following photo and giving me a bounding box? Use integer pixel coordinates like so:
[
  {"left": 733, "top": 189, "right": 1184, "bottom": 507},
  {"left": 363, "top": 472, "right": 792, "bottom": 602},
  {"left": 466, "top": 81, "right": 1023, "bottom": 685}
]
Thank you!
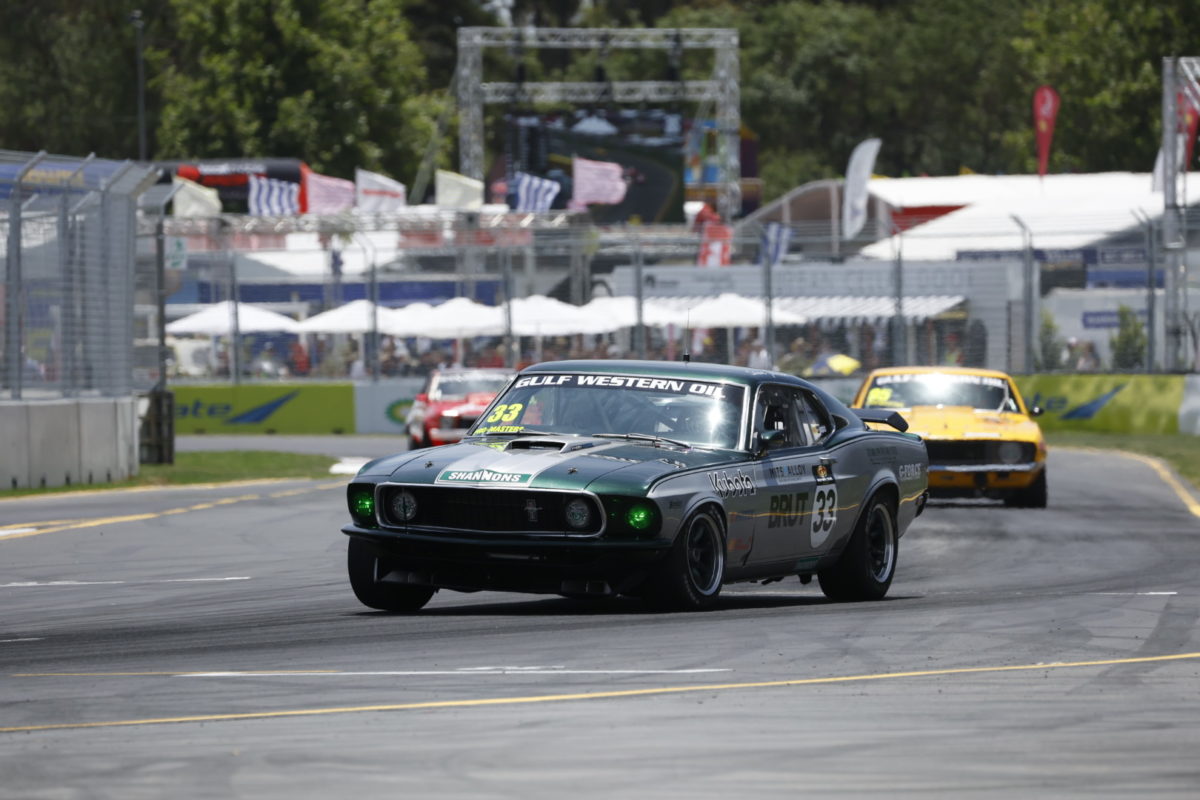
[
  {"left": 2, "top": 149, "right": 159, "bottom": 400},
  {"left": 147, "top": 206, "right": 1198, "bottom": 384}
]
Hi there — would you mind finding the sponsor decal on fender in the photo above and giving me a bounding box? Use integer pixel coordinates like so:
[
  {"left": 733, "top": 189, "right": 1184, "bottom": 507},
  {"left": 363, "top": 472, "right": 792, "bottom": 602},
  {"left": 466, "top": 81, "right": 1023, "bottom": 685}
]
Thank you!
[{"left": 709, "top": 469, "right": 756, "bottom": 498}]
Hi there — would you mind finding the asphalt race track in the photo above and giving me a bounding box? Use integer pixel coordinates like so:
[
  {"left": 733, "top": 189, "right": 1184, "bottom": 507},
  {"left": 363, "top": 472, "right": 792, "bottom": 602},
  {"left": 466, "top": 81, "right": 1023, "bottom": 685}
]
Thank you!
[{"left": 2, "top": 445, "right": 1199, "bottom": 798}]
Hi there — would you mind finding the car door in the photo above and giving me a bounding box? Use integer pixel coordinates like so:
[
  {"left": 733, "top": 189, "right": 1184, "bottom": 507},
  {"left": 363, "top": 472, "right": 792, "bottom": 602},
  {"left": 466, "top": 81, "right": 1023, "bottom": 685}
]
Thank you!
[{"left": 747, "top": 384, "right": 822, "bottom": 567}]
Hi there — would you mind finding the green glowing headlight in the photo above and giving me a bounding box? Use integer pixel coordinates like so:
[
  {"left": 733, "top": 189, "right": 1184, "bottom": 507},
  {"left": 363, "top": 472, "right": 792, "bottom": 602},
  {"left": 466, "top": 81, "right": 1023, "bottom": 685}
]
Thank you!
[
  {"left": 351, "top": 491, "right": 375, "bottom": 518},
  {"left": 626, "top": 504, "right": 653, "bottom": 530}
]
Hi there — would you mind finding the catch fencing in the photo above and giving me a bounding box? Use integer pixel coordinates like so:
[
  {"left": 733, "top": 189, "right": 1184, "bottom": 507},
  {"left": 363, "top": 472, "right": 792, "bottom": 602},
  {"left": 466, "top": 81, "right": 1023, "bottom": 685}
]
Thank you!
[{"left": 1, "top": 149, "right": 159, "bottom": 400}]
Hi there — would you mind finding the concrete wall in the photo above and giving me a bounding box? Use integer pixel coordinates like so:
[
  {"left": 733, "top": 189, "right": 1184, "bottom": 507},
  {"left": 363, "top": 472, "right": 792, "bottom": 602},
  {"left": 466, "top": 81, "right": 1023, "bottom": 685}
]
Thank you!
[
  {"left": 354, "top": 377, "right": 426, "bottom": 435},
  {"left": 1, "top": 397, "right": 139, "bottom": 490}
]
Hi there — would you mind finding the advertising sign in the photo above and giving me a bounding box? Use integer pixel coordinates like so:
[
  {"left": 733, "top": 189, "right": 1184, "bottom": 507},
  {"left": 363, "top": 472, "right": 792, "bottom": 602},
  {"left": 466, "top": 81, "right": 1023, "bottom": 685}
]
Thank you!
[{"left": 173, "top": 384, "right": 354, "bottom": 434}]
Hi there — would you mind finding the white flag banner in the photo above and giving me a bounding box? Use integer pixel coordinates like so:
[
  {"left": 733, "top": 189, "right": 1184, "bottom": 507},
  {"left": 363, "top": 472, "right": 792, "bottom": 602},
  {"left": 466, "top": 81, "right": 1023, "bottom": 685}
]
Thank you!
[
  {"left": 513, "top": 171, "right": 561, "bottom": 212},
  {"left": 435, "top": 169, "right": 484, "bottom": 210},
  {"left": 306, "top": 170, "right": 355, "bottom": 215},
  {"left": 570, "top": 156, "right": 627, "bottom": 208},
  {"left": 841, "top": 137, "right": 881, "bottom": 240},
  {"left": 356, "top": 168, "right": 407, "bottom": 211},
  {"left": 171, "top": 175, "right": 221, "bottom": 217},
  {"left": 248, "top": 175, "right": 300, "bottom": 216}
]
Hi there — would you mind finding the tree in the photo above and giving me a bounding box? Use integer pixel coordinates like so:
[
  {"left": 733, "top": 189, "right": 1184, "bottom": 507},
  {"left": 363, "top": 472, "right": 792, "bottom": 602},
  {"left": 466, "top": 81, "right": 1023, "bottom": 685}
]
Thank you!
[
  {"left": 152, "top": 0, "right": 433, "bottom": 179},
  {"left": 0, "top": 0, "right": 150, "bottom": 159},
  {"left": 1110, "top": 304, "right": 1147, "bottom": 370},
  {"left": 1037, "top": 310, "right": 1064, "bottom": 371}
]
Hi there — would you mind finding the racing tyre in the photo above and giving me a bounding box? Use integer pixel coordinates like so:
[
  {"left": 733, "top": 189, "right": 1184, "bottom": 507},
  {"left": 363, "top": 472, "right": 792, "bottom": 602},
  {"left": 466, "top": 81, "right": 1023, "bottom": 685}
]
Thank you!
[
  {"left": 818, "top": 493, "right": 897, "bottom": 602},
  {"left": 1005, "top": 470, "right": 1048, "bottom": 508},
  {"left": 646, "top": 507, "right": 726, "bottom": 611},
  {"left": 347, "top": 538, "right": 436, "bottom": 612}
]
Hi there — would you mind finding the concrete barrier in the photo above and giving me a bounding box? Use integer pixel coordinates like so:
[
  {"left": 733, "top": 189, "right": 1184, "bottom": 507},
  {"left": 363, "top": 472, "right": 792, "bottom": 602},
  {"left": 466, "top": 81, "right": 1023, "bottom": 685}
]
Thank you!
[
  {"left": 27, "top": 401, "right": 83, "bottom": 488},
  {"left": 0, "top": 403, "right": 31, "bottom": 490},
  {"left": 1181, "top": 375, "right": 1200, "bottom": 436},
  {"left": 1, "top": 397, "right": 138, "bottom": 490}
]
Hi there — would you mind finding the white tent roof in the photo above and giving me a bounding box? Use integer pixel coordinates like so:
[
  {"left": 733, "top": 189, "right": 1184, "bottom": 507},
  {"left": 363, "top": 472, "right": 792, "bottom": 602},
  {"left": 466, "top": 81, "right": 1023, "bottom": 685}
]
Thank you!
[
  {"left": 165, "top": 300, "right": 300, "bottom": 336},
  {"left": 659, "top": 292, "right": 807, "bottom": 329},
  {"left": 860, "top": 171, "right": 1200, "bottom": 261},
  {"left": 295, "top": 299, "right": 391, "bottom": 334}
]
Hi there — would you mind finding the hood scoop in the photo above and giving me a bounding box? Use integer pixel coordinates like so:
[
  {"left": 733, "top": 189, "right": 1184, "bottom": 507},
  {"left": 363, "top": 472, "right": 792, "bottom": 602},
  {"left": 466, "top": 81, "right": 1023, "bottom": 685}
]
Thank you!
[{"left": 506, "top": 438, "right": 599, "bottom": 453}]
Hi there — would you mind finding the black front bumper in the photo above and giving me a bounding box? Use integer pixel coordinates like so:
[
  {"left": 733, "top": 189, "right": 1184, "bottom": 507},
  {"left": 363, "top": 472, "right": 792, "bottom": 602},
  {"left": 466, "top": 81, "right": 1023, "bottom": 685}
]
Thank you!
[{"left": 343, "top": 525, "right": 671, "bottom": 596}]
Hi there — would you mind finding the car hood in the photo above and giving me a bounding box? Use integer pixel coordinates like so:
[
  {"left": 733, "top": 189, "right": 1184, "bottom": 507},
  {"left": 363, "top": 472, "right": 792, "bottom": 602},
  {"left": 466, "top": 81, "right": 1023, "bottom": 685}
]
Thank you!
[
  {"left": 367, "top": 436, "right": 744, "bottom": 495},
  {"left": 900, "top": 405, "right": 1043, "bottom": 441}
]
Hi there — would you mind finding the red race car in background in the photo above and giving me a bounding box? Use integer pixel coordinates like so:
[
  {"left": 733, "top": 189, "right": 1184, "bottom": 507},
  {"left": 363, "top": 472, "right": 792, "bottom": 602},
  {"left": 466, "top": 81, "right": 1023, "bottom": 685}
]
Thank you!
[{"left": 406, "top": 368, "right": 515, "bottom": 448}]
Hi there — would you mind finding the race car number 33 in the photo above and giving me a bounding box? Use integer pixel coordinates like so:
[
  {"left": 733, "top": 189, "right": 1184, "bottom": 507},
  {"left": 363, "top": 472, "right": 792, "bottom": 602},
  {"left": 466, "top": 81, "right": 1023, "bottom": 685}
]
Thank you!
[{"left": 812, "top": 486, "right": 837, "bottom": 547}]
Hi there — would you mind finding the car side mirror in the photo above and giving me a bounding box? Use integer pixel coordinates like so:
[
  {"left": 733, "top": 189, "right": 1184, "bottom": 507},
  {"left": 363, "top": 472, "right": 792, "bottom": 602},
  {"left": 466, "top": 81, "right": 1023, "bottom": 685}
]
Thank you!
[
  {"left": 415, "top": 393, "right": 429, "bottom": 404},
  {"left": 755, "top": 429, "right": 786, "bottom": 457},
  {"left": 1029, "top": 405, "right": 1044, "bottom": 417}
]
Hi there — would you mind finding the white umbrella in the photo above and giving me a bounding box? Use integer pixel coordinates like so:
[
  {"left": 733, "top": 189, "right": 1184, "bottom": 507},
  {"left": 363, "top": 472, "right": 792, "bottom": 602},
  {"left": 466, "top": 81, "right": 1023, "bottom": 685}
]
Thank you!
[
  {"left": 165, "top": 300, "right": 301, "bottom": 335},
  {"left": 420, "top": 297, "right": 507, "bottom": 338},
  {"left": 682, "top": 292, "right": 807, "bottom": 328},
  {"left": 378, "top": 302, "right": 437, "bottom": 337},
  {"left": 508, "top": 294, "right": 617, "bottom": 336},
  {"left": 580, "top": 296, "right": 690, "bottom": 328},
  {"left": 295, "top": 299, "right": 387, "bottom": 334}
]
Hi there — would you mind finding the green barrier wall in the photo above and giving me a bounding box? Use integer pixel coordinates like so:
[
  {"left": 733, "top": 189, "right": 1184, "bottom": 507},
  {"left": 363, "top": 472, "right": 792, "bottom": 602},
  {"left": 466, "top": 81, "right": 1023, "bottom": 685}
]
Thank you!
[
  {"left": 1014, "top": 374, "right": 1185, "bottom": 435},
  {"left": 173, "top": 384, "right": 355, "bottom": 434}
]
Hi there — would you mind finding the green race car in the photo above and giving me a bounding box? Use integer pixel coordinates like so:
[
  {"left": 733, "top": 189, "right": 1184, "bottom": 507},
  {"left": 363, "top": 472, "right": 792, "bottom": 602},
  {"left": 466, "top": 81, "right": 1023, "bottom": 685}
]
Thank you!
[{"left": 343, "top": 359, "right": 928, "bottom": 611}]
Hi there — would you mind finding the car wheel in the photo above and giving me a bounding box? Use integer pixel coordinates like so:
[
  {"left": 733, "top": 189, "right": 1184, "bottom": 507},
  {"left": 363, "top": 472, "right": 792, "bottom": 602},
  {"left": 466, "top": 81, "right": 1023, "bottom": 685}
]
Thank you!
[
  {"left": 1005, "top": 470, "right": 1048, "bottom": 508},
  {"left": 347, "top": 537, "right": 436, "bottom": 612},
  {"left": 818, "top": 493, "right": 897, "bottom": 602},
  {"left": 647, "top": 507, "right": 726, "bottom": 611}
]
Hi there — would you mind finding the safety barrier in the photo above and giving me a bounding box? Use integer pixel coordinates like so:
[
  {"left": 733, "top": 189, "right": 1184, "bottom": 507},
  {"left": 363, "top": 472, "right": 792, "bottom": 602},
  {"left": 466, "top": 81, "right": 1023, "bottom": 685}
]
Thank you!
[{"left": 0, "top": 398, "right": 138, "bottom": 490}]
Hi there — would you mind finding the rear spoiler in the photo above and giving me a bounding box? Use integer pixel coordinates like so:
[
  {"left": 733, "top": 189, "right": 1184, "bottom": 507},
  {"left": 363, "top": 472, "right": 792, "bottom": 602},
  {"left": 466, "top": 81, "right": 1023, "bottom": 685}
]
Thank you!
[{"left": 852, "top": 408, "right": 910, "bottom": 433}]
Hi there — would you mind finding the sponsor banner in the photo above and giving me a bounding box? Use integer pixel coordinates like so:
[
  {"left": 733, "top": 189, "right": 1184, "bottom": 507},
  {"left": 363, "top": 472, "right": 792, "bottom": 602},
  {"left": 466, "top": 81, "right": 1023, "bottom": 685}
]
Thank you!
[
  {"left": 513, "top": 373, "right": 732, "bottom": 399},
  {"left": 173, "top": 384, "right": 354, "bottom": 434},
  {"left": 1014, "top": 374, "right": 1185, "bottom": 434}
]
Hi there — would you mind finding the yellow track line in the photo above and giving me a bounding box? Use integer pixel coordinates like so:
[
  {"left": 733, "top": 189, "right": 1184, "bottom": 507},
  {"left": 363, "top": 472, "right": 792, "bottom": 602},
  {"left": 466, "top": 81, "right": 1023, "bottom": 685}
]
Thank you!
[
  {"left": 4, "top": 650, "right": 1198, "bottom": 734},
  {"left": 0, "top": 483, "right": 343, "bottom": 541}
]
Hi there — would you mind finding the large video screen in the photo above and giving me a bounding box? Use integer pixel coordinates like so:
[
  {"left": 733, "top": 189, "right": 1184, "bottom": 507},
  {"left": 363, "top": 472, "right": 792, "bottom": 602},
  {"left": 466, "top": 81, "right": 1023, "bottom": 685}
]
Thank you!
[{"left": 505, "top": 109, "right": 686, "bottom": 224}]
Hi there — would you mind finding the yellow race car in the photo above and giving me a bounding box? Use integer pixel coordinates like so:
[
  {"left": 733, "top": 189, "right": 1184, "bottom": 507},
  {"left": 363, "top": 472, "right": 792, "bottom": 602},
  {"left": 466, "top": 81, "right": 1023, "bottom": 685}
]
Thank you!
[{"left": 851, "top": 366, "right": 1047, "bottom": 507}]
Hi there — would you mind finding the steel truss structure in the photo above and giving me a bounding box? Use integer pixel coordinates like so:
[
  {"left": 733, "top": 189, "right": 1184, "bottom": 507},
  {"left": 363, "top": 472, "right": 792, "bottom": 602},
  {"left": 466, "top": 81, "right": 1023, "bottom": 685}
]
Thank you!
[
  {"left": 456, "top": 27, "right": 741, "bottom": 221},
  {"left": 1162, "top": 57, "right": 1200, "bottom": 371}
]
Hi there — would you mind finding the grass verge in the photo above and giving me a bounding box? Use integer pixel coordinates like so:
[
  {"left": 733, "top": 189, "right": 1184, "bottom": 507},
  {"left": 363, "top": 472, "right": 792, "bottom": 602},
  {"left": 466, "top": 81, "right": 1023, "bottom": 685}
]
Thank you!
[
  {"left": 1, "top": 451, "right": 339, "bottom": 499},
  {"left": 1046, "top": 432, "right": 1200, "bottom": 490}
]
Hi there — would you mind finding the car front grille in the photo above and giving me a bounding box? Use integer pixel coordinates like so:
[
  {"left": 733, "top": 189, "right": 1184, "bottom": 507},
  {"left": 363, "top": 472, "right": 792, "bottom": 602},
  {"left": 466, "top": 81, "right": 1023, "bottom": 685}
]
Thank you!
[
  {"left": 924, "top": 440, "right": 1036, "bottom": 466},
  {"left": 377, "top": 485, "right": 603, "bottom": 535},
  {"left": 440, "top": 414, "right": 479, "bottom": 431}
]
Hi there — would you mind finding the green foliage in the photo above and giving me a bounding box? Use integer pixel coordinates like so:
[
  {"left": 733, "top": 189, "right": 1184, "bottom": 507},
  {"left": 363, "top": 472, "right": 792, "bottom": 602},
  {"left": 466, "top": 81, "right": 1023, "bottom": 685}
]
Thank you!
[
  {"left": 1110, "top": 304, "right": 1147, "bottom": 370},
  {"left": 1037, "top": 309, "right": 1064, "bottom": 371},
  {"left": 5, "top": 0, "right": 1200, "bottom": 197},
  {"left": 151, "top": 0, "right": 431, "bottom": 178}
]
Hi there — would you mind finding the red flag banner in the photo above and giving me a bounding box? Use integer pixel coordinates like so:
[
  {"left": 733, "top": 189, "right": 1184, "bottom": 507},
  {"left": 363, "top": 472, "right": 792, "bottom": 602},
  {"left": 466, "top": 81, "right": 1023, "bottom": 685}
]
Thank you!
[
  {"left": 1033, "top": 85, "right": 1060, "bottom": 177},
  {"left": 1181, "top": 93, "right": 1200, "bottom": 170}
]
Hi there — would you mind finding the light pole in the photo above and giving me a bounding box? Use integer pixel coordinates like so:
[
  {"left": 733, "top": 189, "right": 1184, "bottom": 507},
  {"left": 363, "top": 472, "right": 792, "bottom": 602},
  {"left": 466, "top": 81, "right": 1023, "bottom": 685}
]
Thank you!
[{"left": 131, "top": 10, "right": 147, "bottom": 161}]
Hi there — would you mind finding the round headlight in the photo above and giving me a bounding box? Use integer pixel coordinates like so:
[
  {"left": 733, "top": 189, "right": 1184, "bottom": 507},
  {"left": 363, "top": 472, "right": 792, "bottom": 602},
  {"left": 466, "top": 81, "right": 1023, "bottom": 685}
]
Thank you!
[
  {"left": 564, "top": 498, "right": 592, "bottom": 530},
  {"left": 391, "top": 490, "right": 418, "bottom": 522},
  {"left": 997, "top": 442, "right": 1023, "bottom": 464}
]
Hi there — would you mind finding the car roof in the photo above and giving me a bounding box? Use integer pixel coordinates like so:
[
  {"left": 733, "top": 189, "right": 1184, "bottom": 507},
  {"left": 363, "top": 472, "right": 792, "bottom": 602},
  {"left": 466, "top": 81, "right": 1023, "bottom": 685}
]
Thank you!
[
  {"left": 522, "top": 358, "right": 832, "bottom": 392},
  {"left": 862, "top": 365, "right": 1017, "bottom": 381}
]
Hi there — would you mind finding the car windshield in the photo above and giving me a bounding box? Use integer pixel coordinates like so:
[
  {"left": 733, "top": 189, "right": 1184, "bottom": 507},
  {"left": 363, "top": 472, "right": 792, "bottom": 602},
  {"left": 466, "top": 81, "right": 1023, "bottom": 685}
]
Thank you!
[
  {"left": 467, "top": 372, "right": 747, "bottom": 449},
  {"left": 862, "top": 372, "right": 1018, "bottom": 412},
  {"left": 430, "top": 371, "right": 512, "bottom": 400}
]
